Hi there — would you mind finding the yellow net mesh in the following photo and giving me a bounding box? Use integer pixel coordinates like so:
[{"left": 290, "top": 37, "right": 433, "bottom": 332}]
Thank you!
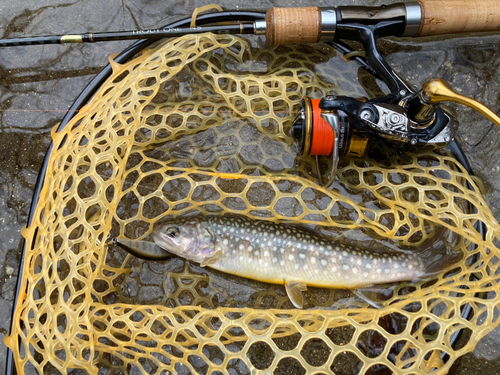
[{"left": 5, "top": 34, "right": 500, "bottom": 374}]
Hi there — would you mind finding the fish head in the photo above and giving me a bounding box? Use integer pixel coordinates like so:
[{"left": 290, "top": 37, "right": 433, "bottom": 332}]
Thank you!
[{"left": 153, "top": 220, "right": 215, "bottom": 263}]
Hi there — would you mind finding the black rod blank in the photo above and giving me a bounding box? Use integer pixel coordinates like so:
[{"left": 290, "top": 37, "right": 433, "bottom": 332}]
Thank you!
[{"left": 0, "top": 23, "right": 256, "bottom": 47}]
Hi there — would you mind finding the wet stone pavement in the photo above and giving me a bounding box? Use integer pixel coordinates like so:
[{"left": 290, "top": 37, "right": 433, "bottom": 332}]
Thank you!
[{"left": 0, "top": 0, "right": 500, "bottom": 374}]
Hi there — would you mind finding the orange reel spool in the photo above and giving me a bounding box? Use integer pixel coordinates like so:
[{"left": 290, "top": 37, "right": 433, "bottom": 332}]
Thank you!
[
  {"left": 292, "top": 96, "right": 367, "bottom": 159},
  {"left": 309, "top": 99, "right": 335, "bottom": 156}
]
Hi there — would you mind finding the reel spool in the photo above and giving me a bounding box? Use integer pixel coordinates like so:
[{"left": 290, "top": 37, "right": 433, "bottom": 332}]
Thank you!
[{"left": 292, "top": 97, "right": 369, "bottom": 188}]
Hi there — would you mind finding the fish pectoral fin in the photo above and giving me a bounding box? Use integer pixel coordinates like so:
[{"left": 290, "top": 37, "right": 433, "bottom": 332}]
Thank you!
[
  {"left": 285, "top": 281, "right": 308, "bottom": 309},
  {"left": 200, "top": 250, "right": 222, "bottom": 267}
]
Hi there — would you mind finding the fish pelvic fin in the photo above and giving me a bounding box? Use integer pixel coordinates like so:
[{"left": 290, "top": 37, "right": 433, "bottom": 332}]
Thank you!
[{"left": 285, "top": 281, "right": 308, "bottom": 309}]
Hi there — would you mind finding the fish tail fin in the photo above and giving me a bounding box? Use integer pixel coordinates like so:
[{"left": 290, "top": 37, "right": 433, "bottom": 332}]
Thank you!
[
  {"left": 421, "top": 249, "right": 463, "bottom": 277},
  {"left": 415, "top": 226, "right": 464, "bottom": 277}
]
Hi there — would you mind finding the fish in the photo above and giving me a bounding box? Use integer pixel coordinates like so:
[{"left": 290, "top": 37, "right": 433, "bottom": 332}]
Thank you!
[{"left": 147, "top": 215, "right": 461, "bottom": 309}]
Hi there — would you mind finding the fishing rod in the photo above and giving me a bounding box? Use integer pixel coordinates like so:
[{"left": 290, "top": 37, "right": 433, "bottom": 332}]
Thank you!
[{"left": 3, "top": 1, "right": 499, "bottom": 188}]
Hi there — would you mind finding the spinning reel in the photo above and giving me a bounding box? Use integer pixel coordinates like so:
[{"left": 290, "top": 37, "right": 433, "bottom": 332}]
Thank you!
[{"left": 282, "top": 4, "right": 500, "bottom": 187}]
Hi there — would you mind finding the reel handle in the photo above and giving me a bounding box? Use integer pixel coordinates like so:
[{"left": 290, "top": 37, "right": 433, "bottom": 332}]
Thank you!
[{"left": 422, "top": 78, "right": 500, "bottom": 129}]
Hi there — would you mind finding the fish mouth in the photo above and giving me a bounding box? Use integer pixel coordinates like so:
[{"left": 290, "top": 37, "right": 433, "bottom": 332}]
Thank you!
[{"left": 152, "top": 231, "right": 179, "bottom": 253}]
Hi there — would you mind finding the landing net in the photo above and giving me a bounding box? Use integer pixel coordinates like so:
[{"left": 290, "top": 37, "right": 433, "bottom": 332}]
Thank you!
[{"left": 5, "top": 34, "right": 500, "bottom": 375}]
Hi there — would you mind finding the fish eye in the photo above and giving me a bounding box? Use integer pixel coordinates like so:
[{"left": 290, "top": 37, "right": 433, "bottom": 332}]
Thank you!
[{"left": 166, "top": 226, "right": 180, "bottom": 238}]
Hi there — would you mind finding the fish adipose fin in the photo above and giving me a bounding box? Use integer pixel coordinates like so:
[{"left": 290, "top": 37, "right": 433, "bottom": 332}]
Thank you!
[
  {"left": 285, "top": 281, "right": 308, "bottom": 309},
  {"left": 200, "top": 250, "right": 222, "bottom": 267},
  {"left": 113, "top": 238, "right": 171, "bottom": 260}
]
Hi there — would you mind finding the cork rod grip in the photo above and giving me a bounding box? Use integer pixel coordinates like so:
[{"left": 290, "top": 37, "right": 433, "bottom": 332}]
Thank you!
[
  {"left": 417, "top": 0, "right": 500, "bottom": 37},
  {"left": 265, "top": 7, "right": 322, "bottom": 45}
]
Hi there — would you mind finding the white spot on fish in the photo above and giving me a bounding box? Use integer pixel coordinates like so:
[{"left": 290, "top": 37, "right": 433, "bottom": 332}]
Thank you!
[
  {"left": 408, "top": 264, "right": 413, "bottom": 270},
  {"left": 353, "top": 268, "right": 358, "bottom": 274},
  {"left": 303, "top": 264, "right": 308, "bottom": 270},
  {"left": 295, "top": 264, "right": 299, "bottom": 270},
  {"left": 356, "top": 259, "right": 362, "bottom": 265},
  {"left": 327, "top": 245, "right": 332, "bottom": 250},
  {"left": 223, "top": 239, "right": 229, "bottom": 246},
  {"left": 288, "top": 255, "right": 294, "bottom": 261},
  {"left": 299, "top": 253, "right": 306, "bottom": 259},
  {"left": 280, "top": 260, "right": 285, "bottom": 266},
  {"left": 321, "top": 259, "right": 327, "bottom": 266},
  {"left": 384, "top": 269, "right": 390, "bottom": 274},
  {"left": 248, "top": 246, "right": 253, "bottom": 252},
  {"left": 258, "top": 259, "right": 263, "bottom": 265},
  {"left": 273, "top": 257, "right": 277, "bottom": 263},
  {"left": 343, "top": 265, "right": 349, "bottom": 271},
  {"left": 254, "top": 251, "right": 259, "bottom": 256},
  {"left": 311, "top": 257, "right": 316, "bottom": 264},
  {"left": 239, "top": 244, "right": 244, "bottom": 250}
]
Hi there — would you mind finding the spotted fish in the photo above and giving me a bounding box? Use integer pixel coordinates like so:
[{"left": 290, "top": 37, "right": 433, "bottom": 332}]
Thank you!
[{"left": 144, "top": 216, "right": 460, "bottom": 308}]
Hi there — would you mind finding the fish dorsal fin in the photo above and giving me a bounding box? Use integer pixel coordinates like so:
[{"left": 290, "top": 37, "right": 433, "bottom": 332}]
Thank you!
[
  {"left": 285, "top": 281, "right": 308, "bottom": 309},
  {"left": 200, "top": 250, "right": 222, "bottom": 267}
]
